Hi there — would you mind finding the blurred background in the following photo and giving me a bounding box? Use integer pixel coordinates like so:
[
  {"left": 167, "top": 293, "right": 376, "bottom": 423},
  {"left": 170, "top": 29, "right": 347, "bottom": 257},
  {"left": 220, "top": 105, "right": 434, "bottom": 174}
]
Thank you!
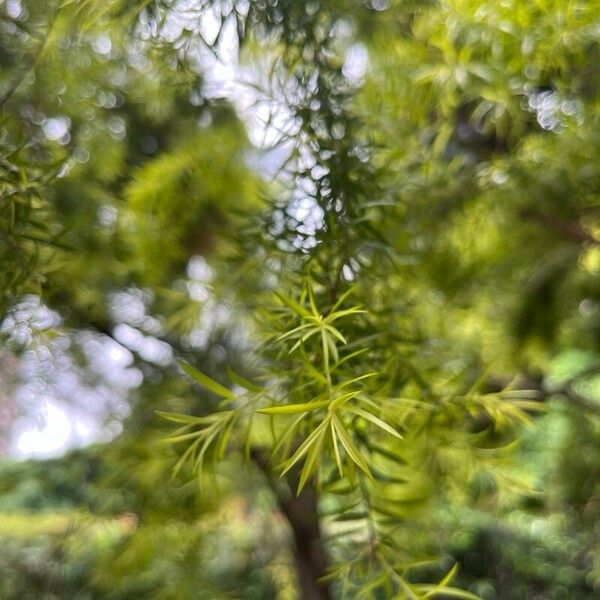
[{"left": 0, "top": 0, "right": 599, "bottom": 598}]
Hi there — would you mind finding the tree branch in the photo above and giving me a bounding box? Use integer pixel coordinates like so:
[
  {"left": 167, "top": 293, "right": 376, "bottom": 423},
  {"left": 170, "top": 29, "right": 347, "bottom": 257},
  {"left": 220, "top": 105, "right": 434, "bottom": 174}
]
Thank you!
[{"left": 521, "top": 208, "right": 598, "bottom": 245}]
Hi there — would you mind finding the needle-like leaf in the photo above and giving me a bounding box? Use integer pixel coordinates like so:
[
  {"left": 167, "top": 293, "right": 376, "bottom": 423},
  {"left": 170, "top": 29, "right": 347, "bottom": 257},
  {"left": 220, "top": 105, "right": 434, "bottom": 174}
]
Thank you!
[
  {"left": 257, "top": 399, "right": 330, "bottom": 415},
  {"left": 280, "top": 419, "right": 330, "bottom": 477},
  {"left": 177, "top": 360, "right": 235, "bottom": 399},
  {"left": 331, "top": 412, "right": 371, "bottom": 477},
  {"left": 344, "top": 405, "right": 403, "bottom": 439}
]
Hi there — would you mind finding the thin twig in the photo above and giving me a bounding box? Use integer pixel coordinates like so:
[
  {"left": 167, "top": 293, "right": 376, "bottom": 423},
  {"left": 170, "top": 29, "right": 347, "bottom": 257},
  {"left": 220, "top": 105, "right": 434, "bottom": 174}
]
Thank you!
[{"left": 0, "top": 8, "right": 60, "bottom": 109}]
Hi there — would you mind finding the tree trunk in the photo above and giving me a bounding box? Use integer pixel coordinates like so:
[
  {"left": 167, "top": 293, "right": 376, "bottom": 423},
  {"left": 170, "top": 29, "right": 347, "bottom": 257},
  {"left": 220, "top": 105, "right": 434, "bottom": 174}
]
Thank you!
[
  {"left": 277, "top": 485, "right": 331, "bottom": 600},
  {"left": 251, "top": 450, "right": 331, "bottom": 599}
]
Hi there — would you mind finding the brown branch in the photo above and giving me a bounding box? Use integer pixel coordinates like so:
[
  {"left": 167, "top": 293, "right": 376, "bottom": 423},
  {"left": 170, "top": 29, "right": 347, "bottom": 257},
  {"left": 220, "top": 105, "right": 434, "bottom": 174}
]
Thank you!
[
  {"left": 555, "top": 385, "right": 600, "bottom": 417},
  {"left": 507, "top": 371, "right": 600, "bottom": 417},
  {"left": 521, "top": 207, "right": 598, "bottom": 245}
]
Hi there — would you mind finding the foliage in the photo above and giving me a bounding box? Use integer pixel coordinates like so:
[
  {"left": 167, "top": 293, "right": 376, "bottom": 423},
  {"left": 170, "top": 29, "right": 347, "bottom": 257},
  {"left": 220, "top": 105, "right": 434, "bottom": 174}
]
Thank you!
[
  {"left": 1, "top": 0, "right": 600, "bottom": 599},
  {"left": 0, "top": 447, "right": 288, "bottom": 600}
]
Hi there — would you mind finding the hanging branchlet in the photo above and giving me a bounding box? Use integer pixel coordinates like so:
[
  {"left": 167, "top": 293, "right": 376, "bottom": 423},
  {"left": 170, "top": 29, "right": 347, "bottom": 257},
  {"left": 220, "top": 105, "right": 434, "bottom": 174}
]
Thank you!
[{"left": 161, "top": 276, "right": 540, "bottom": 597}]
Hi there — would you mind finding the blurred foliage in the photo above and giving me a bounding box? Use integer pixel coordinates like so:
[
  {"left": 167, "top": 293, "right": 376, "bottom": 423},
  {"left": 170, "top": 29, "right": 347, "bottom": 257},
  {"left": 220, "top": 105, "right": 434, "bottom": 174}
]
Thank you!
[
  {"left": 0, "top": 0, "right": 600, "bottom": 599},
  {"left": 0, "top": 436, "right": 297, "bottom": 599}
]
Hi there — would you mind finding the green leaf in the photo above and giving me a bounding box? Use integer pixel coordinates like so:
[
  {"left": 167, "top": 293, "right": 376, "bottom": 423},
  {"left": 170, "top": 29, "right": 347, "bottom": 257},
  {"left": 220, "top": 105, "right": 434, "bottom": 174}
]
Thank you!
[
  {"left": 193, "top": 428, "right": 219, "bottom": 472},
  {"left": 344, "top": 405, "right": 403, "bottom": 439},
  {"left": 280, "top": 419, "right": 330, "bottom": 477},
  {"left": 365, "top": 441, "right": 407, "bottom": 464},
  {"left": 289, "top": 328, "right": 320, "bottom": 353},
  {"left": 338, "top": 372, "right": 378, "bottom": 388},
  {"left": 244, "top": 413, "right": 254, "bottom": 461},
  {"left": 325, "top": 330, "right": 339, "bottom": 362},
  {"left": 324, "top": 324, "right": 347, "bottom": 345},
  {"left": 297, "top": 425, "right": 327, "bottom": 493},
  {"left": 332, "top": 347, "right": 369, "bottom": 370},
  {"left": 416, "top": 582, "right": 480, "bottom": 600},
  {"left": 300, "top": 350, "right": 330, "bottom": 385},
  {"left": 334, "top": 510, "right": 369, "bottom": 522},
  {"left": 306, "top": 278, "right": 320, "bottom": 316},
  {"left": 276, "top": 323, "right": 313, "bottom": 342},
  {"left": 330, "top": 390, "right": 361, "bottom": 409},
  {"left": 156, "top": 410, "right": 221, "bottom": 425},
  {"left": 371, "top": 501, "right": 409, "bottom": 520},
  {"left": 371, "top": 467, "right": 407, "bottom": 484},
  {"left": 274, "top": 290, "right": 311, "bottom": 318},
  {"left": 330, "top": 419, "right": 343, "bottom": 476},
  {"left": 357, "top": 573, "right": 389, "bottom": 598},
  {"left": 177, "top": 360, "right": 235, "bottom": 399},
  {"left": 438, "top": 563, "right": 459, "bottom": 588},
  {"left": 322, "top": 478, "right": 358, "bottom": 495},
  {"left": 465, "top": 365, "right": 492, "bottom": 397},
  {"left": 215, "top": 417, "right": 235, "bottom": 460},
  {"left": 226, "top": 368, "right": 264, "bottom": 393},
  {"left": 508, "top": 399, "right": 547, "bottom": 412},
  {"left": 331, "top": 412, "right": 371, "bottom": 477},
  {"left": 271, "top": 413, "right": 306, "bottom": 458},
  {"left": 172, "top": 435, "right": 204, "bottom": 478},
  {"left": 257, "top": 399, "right": 330, "bottom": 415},
  {"left": 326, "top": 308, "right": 367, "bottom": 323},
  {"left": 330, "top": 286, "right": 357, "bottom": 313},
  {"left": 163, "top": 430, "right": 204, "bottom": 444}
]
